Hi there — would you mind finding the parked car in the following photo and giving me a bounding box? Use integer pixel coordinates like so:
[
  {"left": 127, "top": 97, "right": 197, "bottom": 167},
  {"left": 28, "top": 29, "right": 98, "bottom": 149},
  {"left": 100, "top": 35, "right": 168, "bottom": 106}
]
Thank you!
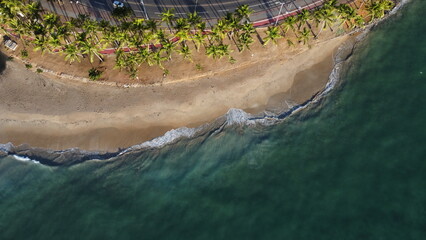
[{"left": 113, "top": 1, "right": 124, "bottom": 8}]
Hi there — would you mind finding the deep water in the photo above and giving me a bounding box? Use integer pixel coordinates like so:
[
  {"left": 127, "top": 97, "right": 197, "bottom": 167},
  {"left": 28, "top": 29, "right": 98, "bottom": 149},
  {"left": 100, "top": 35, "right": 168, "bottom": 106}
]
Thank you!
[{"left": 1, "top": 1, "right": 426, "bottom": 239}]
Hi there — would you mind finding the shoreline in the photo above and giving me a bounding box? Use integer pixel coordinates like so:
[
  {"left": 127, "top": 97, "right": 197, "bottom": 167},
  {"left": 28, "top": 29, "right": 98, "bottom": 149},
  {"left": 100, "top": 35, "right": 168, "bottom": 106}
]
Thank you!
[
  {"left": 0, "top": 0, "right": 408, "bottom": 163},
  {"left": 0, "top": 34, "right": 357, "bottom": 166},
  {"left": 0, "top": 35, "right": 351, "bottom": 152}
]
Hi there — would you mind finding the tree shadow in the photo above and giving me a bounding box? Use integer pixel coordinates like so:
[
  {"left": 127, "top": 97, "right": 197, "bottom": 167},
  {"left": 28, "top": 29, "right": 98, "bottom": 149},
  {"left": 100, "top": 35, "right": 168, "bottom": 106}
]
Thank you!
[
  {"left": 0, "top": 51, "right": 7, "bottom": 74},
  {"left": 0, "top": 35, "right": 12, "bottom": 74}
]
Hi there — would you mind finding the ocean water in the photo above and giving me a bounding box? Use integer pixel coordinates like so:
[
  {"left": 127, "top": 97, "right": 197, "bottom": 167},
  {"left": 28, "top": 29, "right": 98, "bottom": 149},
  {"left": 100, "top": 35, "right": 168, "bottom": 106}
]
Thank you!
[{"left": 1, "top": 1, "right": 426, "bottom": 239}]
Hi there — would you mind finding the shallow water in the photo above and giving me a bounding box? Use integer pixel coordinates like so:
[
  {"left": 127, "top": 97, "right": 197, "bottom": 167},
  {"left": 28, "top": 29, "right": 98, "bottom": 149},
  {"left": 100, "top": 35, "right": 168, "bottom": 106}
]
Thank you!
[{"left": 1, "top": 1, "right": 426, "bottom": 239}]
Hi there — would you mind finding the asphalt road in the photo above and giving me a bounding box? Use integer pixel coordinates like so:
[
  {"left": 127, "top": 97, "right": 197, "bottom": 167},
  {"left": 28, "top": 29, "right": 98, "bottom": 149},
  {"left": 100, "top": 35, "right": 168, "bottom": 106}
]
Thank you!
[
  {"left": 73, "top": 0, "right": 324, "bottom": 23},
  {"left": 39, "top": 0, "right": 351, "bottom": 27}
]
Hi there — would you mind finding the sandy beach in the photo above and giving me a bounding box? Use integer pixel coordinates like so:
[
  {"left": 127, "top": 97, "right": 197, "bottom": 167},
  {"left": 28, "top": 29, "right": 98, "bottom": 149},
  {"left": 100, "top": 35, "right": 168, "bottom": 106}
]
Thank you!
[{"left": 0, "top": 34, "right": 351, "bottom": 151}]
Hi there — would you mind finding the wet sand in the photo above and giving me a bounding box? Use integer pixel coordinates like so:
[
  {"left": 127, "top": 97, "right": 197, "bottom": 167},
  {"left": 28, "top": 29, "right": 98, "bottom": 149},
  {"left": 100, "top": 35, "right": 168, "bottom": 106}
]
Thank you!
[{"left": 0, "top": 35, "right": 350, "bottom": 151}]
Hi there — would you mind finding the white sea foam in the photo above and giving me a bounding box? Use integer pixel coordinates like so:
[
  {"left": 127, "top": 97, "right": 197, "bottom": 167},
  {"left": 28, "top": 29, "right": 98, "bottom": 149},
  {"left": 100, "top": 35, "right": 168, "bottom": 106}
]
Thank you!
[
  {"left": 12, "top": 155, "right": 40, "bottom": 164},
  {"left": 226, "top": 108, "right": 252, "bottom": 125},
  {"left": 0, "top": 32, "right": 360, "bottom": 162},
  {"left": 119, "top": 50, "right": 350, "bottom": 156},
  {"left": 120, "top": 126, "right": 200, "bottom": 154},
  {"left": 2, "top": 0, "right": 409, "bottom": 163}
]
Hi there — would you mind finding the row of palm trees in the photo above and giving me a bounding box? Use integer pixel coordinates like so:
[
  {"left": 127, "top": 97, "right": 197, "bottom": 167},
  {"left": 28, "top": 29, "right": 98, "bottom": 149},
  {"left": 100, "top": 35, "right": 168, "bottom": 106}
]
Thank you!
[{"left": 0, "top": 0, "right": 395, "bottom": 79}]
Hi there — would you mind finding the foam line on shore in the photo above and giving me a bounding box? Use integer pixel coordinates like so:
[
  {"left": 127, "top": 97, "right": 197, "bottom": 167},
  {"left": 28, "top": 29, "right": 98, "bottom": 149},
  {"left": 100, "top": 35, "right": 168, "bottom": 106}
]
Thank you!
[
  {"left": 0, "top": 0, "right": 408, "bottom": 166},
  {"left": 12, "top": 155, "right": 40, "bottom": 164},
  {"left": 0, "top": 39, "right": 355, "bottom": 166}
]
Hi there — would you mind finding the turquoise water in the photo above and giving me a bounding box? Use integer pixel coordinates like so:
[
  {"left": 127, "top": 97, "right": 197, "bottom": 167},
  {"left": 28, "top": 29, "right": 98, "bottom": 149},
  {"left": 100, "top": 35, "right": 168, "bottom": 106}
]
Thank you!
[{"left": 1, "top": 1, "right": 426, "bottom": 239}]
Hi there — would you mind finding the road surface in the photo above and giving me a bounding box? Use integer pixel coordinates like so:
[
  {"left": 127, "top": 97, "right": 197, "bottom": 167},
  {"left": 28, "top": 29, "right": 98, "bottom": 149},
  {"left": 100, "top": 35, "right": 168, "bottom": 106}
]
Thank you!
[{"left": 39, "top": 0, "right": 336, "bottom": 26}]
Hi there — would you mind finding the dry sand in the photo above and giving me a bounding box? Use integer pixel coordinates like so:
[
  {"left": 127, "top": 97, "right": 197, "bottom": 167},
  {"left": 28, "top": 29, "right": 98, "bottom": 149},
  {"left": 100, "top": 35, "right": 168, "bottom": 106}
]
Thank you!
[{"left": 0, "top": 35, "right": 350, "bottom": 151}]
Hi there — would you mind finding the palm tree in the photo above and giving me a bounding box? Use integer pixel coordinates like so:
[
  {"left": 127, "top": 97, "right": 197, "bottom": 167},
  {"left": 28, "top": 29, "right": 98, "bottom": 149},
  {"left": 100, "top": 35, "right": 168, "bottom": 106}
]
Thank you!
[
  {"left": 314, "top": 7, "right": 337, "bottom": 37},
  {"left": 323, "top": 0, "right": 338, "bottom": 9},
  {"left": 80, "top": 40, "right": 104, "bottom": 63},
  {"left": 174, "top": 17, "right": 190, "bottom": 32},
  {"left": 32, "top": 37, "right": 50, "bottom": 55},
  {"left": 142, "top": 31, "right": 158, "bottom": 51},
  {"left": 47, "top": 33, "right": 61, "bottom": 51},
  {"left": 152, "top": 50, "right": 168, "bottom": 70},
  {"left": 241, "top": 22, "right": 255, "bottom": 35},
  {"left": 193, "top": 31, "right": 206, "bottom": 51},
  {"left": 25, "top": 1, "right": 42, "bottom": 23},
  {"left": 280, "top": 16, "right": 297, "bottom": 35},
  {"left": 130, "top": 18, "right": 144, "bottom": 34},
  {"left": 3, "top": 0, "right": 22, "bottom": 16},
  {"left": 297, "top": 27, "right": 312, "bottom": 45},
  {"left": 145, "top": 19, "right": 158, "bottom": 33},
  {"left": 237, "top": 32, "right": 254, "bottom": 52},
  {"left": 224, "top": 12, "right": 240, "bottom": 39},
  {"left": 263, "top": 26, "right": 282, "bottom": 45},
  {"left": 353, "top": 15, "right": 365, "bottom": 28},
  {"left": 187, "top": 11, "right": 202, "bottom": 31},
  {"left": 206, "top": 45, "right": 219, "bottom": 59},
  {"left": 175, "top": 29, "right": 190, "bottom": 46},
  {"left": 30, "top": 22, "right": 47, "bottom": 36},
  {"left": 56, "top": 24, "right": 72, "bottom": 44},
  {"left": 297, "top": 9, "right": 317, "bottom": 38},
  {"left": 63, "top": 43, "right": 81, "bottom": 64},
  {"left": 220, "top": 12, "right": 240, "bottom": 50},
  {"left": 43, "top": 13, "right": 59, "bottom": 31},
  {"left": 138, "top": 47, "right": 155, "bottom": 67},
  {"left": 217, "top": 44, "right": 231, "bottom": 58},
  {"left": 161, "top": 39, "right": 175, "bottom": 60},
  {"left": 114, "top": 49, "right": 126, "bottom": 70},
  {"left": 8, "top": 18, "right": 28, "bottom": 42},
  {"left": 366, "top": 0, "right": 395, "bottom": 22},
  {"left": 235, "top": 4, "right": 262, "bottom": 44},
  {"left": 235, "top": 4, "right": 253, "bottom": 22},
  {"left": 98, "top": 19, "right": 112, "bottom": 32},
  {"left": 112, "top": 6, "right": 133, "bottom": 20},
  {"left": 156, "top": 29, "right": 167, "bottom": 43},
  {"left": 297, "top": 9, "right": 311, "bottom": 30},
  {"left": 160, "top": 9, "right": 175, "bottom": 33},
  {"left": 101, "top": 27, "right": 119, "bottom": 48},
  {"left": 211, "top": 20, "right": 227, "bottom": 43},
  {"left": 337, "top": 4, "right": 358, "bottom": 29},
  {"left": 177, "top": 45, "right": 192, "bottom": 61},
  {"left": 82, "top": 18, "right": 100, "bottom": 42},
  {"left": 196, "top": 21, "right": 206, "bottom": 32}
]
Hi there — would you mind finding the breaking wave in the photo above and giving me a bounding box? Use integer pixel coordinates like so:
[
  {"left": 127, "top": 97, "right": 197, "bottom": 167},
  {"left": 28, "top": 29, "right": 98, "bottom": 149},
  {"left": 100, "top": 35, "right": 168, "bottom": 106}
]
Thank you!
[
  {"left": 0, "top": 39, "right": 354, "bottom": 166},
  {"left": 12, "top": 155, "right": 40, "bottom": 164},
  {"left": 0, "top": 0, "right": 408, "bottom": 166}
]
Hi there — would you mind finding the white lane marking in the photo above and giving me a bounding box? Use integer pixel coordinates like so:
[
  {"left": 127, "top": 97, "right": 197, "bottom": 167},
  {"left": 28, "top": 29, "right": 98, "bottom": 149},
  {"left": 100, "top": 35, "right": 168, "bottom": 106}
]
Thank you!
[
  {"left": 154, "top": 11, "right": 207, "bottom": 14},
  {"left": 94, "top": 1, "right": 106, "bottom": 6}
]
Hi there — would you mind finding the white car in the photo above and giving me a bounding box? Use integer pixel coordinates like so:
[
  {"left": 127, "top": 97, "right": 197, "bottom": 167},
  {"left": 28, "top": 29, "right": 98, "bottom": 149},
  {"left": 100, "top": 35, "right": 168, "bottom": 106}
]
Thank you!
[{"left": 113, "top": 1, "right": 124, "bottom": 8}]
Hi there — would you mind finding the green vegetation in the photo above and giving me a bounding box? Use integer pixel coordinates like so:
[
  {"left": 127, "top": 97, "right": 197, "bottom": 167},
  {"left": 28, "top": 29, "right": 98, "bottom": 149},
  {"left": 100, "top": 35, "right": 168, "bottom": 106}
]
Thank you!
[
  {"left": 25, "top": 63, "right": 32, "bottom": 69},
  {"left": 21, "top": 49, "right": 28, "bottom": 58},
  {"left": 88, "top": 67, "right": 102, "bottom": 81},
  {"left": 36, "top": 68, "right": 43, "bottom": 73},
  {"left": 0, "top": 0, "right": 395, "bottom": 79},
  {"left": 112, "top": 7, "right": 133, "bottom": 20}
]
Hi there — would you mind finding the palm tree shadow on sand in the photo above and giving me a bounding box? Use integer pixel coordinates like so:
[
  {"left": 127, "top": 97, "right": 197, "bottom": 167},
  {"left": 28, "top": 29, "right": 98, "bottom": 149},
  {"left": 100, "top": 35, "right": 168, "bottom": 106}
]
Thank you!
[
  {"left": 0, "top": 51, "right": 7, "bottom": 74},
  {"left": 0, "top": 35, "right": 11, "bottom": 74}
]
